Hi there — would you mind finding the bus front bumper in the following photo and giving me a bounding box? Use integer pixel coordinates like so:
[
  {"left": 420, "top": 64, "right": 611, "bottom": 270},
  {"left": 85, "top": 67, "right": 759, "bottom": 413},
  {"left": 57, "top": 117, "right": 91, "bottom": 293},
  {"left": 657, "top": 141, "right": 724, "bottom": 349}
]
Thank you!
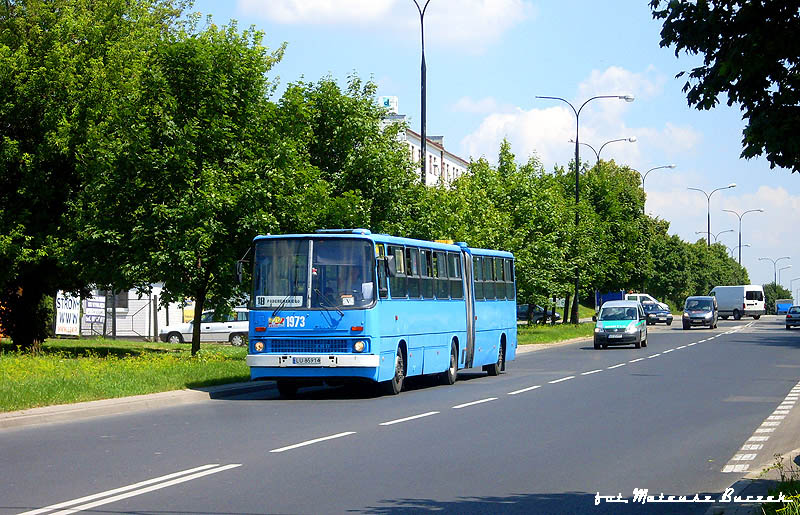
[{"left": 246, "top": 354, "right": 380, "bottom": 368}]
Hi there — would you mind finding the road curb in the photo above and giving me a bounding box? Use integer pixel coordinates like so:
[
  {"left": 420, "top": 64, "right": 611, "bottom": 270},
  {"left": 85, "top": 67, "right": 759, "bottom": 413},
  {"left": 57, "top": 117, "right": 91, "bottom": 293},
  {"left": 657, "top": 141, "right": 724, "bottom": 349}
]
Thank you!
[{"left": 0, "top": 380, "right": 276, "bottom": 431}]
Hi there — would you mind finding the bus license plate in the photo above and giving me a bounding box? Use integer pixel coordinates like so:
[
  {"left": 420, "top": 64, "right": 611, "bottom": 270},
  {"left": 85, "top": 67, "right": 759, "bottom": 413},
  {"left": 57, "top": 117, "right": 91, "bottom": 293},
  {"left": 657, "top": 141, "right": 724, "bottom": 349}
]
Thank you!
[
  {"left": 608, "top": 334, "right": 623, "bottom": 339},
  {"left": 293, "top": 357, "right": 321, "bottom": 365}
]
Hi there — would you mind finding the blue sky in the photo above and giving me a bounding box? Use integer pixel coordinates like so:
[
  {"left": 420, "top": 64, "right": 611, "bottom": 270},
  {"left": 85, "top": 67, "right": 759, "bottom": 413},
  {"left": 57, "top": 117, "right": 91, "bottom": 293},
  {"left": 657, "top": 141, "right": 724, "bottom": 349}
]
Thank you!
[{"left": 193, "top": 0, "right": 799, "bottom": 291}]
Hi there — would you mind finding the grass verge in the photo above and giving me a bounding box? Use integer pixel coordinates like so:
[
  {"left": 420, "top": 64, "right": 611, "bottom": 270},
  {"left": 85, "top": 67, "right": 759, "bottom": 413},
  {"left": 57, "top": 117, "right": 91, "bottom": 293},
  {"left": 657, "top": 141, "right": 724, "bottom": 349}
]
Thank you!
[
  {"left": 0, "top": 338, "right": 249, "bottom": 413},
  {"left": 518, "top": 321, "right": 595, "bottom": 346},
  {"left": 761, "top": 454, "right": 800, "bottom": 514}
]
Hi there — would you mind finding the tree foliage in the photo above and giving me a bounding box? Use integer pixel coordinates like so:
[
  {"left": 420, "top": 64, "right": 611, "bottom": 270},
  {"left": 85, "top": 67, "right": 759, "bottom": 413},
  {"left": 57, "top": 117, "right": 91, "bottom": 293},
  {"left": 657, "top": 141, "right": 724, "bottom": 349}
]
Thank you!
[{"left": 651, "top": 0, "right": 800, "bottom": 172}]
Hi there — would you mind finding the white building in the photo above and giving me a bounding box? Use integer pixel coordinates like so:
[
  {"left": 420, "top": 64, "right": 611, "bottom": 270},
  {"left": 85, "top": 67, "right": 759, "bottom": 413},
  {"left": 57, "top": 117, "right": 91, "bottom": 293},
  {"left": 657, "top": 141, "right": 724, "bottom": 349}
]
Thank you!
[
  {"left": 81, "top": 284, "right": 184, "bottom": 341},
  {"left": 380, "top": 98, "right": 469, "bottom": 187}
]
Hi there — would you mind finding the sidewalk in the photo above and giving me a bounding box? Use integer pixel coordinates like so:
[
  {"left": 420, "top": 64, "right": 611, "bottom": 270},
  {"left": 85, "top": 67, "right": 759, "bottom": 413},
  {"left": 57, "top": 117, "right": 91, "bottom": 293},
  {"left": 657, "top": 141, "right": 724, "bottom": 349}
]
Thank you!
[{"left": 0, "top": 380, "right": 276, "bottom": 430}]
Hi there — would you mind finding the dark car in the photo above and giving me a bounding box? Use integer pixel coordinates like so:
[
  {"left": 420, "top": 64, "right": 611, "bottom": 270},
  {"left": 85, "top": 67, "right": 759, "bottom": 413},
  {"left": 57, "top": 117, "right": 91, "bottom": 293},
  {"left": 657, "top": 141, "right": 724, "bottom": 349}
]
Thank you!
[
  {"left": 516, "top": 304, "right": 562, "bottom": 324},
  {"left": 682, "top": 296, "right": 718, "bottom": 330},
  {"left": 642, "top": 301, "right": 673, "bottom": 326}
]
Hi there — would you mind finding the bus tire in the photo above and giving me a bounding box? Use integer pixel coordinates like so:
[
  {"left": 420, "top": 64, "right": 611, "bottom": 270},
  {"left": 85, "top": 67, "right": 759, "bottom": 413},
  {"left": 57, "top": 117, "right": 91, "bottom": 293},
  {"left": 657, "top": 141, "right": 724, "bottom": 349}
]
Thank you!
[
  {"left": 485, "top": 342, "right": 505, "bottom": 376},
  {"left": 383, "top": 346, "right": 405, "bottom": 395},
  {"left": 277, "top": 380, "right": 298, "bottom": 398},
  {"left": 440, "top": 341, "right": 458, "bottom": 385}
]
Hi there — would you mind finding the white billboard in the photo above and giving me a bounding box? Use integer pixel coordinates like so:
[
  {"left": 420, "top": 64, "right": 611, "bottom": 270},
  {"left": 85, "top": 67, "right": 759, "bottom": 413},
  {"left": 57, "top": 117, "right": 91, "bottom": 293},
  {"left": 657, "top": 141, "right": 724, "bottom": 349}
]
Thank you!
[{"left": 55, "top": 291, "right": 81, "bottom": 336}]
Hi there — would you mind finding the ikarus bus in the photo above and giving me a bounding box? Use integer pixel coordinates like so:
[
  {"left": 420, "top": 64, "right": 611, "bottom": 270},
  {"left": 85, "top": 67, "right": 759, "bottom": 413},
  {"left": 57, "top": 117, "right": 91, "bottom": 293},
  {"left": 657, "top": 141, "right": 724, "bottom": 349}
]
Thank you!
[{"left": 245, "top": 229, "right": 517, "bottom": 397}]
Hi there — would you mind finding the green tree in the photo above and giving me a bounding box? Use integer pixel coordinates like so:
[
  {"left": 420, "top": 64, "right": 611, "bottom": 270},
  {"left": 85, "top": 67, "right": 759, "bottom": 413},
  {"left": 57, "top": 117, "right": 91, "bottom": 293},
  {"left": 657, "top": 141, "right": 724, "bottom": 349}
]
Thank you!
[
  {"left": 0, "top": 0, "right": 184, "bottom": 350},
  {"left": 650, "top": 0, "right": 800, "bottom": 172},
  {"left": 763, "top": 282, "right": 792, "bottom": 315},
  {"left": 77, "top": 18, "right": 285, "bottom": 355}
]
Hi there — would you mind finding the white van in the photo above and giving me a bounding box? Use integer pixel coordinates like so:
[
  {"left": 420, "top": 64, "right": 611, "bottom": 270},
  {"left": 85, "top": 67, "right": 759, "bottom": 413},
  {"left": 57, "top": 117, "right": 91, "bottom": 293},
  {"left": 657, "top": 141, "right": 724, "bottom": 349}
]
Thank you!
[
  {"left": 625, "top": 293, "right": 658, "bottom": 304},
  {"left": 709, "top": 285, "right": 765, "bottom": 320}
]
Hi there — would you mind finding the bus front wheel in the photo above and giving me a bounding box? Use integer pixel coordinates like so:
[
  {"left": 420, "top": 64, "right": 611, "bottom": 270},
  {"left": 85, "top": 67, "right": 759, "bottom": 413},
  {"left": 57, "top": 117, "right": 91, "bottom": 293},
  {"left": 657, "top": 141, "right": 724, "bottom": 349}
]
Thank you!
[
  {"left": 383, "top": 347, "right": 405, "bottom": 395},
  {"left": 440, "top": 342, "right": 458, "bottom": 385}
]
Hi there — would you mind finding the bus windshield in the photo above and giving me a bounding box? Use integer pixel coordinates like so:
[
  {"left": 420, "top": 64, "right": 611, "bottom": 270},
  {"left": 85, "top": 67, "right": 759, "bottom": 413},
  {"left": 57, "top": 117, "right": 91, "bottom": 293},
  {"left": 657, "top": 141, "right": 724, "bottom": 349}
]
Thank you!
[{"left": 253, "top": 238, "right": 375, "bottom": 310}]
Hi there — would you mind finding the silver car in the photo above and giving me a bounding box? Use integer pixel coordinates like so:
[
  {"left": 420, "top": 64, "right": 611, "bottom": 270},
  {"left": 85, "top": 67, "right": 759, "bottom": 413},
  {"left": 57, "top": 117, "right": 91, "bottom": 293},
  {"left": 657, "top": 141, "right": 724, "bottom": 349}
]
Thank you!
[
  {"left": 786, "top": 306, "right": 800, "bottom": 329},
  {"left": 159, "top": 308, "right": 249, "bottom": 346}
]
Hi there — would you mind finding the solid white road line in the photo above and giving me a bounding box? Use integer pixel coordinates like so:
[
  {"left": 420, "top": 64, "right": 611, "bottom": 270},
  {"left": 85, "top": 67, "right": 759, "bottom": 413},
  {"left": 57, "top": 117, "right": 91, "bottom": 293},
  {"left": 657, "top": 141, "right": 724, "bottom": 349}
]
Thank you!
[
  {"left": 270, "top": 432, "right": 357, "bottom": 453},
  {"left": 379, "top": 411, "right": 439, "bottom": 426},
  {"left": 46, "top": 465, "right": 241, "bottom": 515},
  {"left": 19, "top": 464, "right": 222, "bottom": 515},
  {"left": 607, "top": 363, "right": 626, "bottom": 369},
  {"left": 452, "top": 397, "right": 498, "bottom": 409},
  {"left": 581, "top": 369, "right": 603, "bottom": 376},
  {"left": 508, "top": 385, "right": 541, "bottom": 395},
  {"left": 548, "top": 376, "right": 575, "bottom": 384}
]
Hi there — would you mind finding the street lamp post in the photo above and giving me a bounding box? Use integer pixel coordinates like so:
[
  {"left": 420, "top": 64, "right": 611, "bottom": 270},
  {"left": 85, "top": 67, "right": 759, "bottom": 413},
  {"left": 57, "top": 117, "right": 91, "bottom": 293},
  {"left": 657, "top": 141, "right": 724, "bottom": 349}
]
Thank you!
[
  {"left": 536, "top": 94, "right": 634, "bottom": 323},
  {"left": 728, "top": 243, "right": 750, "bottom": 257},
  {"left": 412, "top": 0, "right": 432, "bottom": 185},
  {"left": 723, "top": 208, "right": 764, "bottom": 265},
  {"left": 568, "top": 137, "right": 637, "bottom": 164},
  {"left": 694, "top": 229, "right": 734, "bottom": 243},
  {"left": 759, "top": 256, "right": 791, "bottom": 285},
  {"left": 779, "top": 265, "right": 792, "bottom": 286},
  {"left": 688, "top": 184, "right": 737, "bottom": 246},
  {"left": 633, "top": 164, "right": 676, "bottom": 212}
]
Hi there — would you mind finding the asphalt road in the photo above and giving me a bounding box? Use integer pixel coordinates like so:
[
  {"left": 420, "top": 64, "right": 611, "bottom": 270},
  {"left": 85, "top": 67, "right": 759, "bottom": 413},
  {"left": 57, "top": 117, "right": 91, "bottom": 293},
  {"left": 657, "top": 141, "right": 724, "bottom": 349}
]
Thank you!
[{"left": 2, "top": 316, "right": 800, "bottom": 514}]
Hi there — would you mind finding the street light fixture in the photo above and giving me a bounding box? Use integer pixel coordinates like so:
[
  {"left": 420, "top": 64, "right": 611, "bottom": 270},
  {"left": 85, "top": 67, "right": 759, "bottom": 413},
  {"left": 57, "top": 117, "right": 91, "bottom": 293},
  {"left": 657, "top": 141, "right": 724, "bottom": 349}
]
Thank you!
[
  {"left": 688, "top": 183, "right": 737, "bottom": 246},
  {"left": 723, "top": 208, "right": 764, "bottom": 265},
  {"left": 412, "top": 0, "right": 432, "bottom": 185},
  {"left": 537, "top": 93, "right": 635, "bottom": 324},
  {"left": 568, "top": 137, "right": 637, "bottom": 163},
  {"left": 694, "top": 229, "right": 734, "bottom": 243},
  {"left": 759, "top": 256, "right": 791, "bottom": 285}
]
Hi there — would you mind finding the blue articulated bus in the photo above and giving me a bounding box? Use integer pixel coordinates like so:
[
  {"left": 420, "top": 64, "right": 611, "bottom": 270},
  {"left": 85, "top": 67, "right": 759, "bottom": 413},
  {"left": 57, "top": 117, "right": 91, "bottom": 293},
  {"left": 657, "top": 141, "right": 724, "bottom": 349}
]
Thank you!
[{"left": 245, "top": 229, "right": 517, "bottom": 397}]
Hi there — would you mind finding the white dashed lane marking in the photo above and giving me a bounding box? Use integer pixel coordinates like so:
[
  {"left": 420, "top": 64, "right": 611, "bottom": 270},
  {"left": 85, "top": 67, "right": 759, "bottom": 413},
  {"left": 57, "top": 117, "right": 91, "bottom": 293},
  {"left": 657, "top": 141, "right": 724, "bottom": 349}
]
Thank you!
[
  {"left": 379, "top": 411, "right": 439, "bottom": 426},
  {"left": 269, "top": 432, "right": 357, "bottom": 453},
  {"left": 507, "top": 385, "right": 541, "bottom": 395},
  {"left": 452, "top": 397, "right": 497, "bottom": 409},
  {"left": 548, "top": 376, "right": 575, "bottom": 384}
]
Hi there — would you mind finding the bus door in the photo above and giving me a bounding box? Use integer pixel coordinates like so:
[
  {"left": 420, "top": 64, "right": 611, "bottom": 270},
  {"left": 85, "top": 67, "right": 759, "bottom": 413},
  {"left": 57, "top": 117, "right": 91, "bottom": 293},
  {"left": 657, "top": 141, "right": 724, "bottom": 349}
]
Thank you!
[{"left": 461, "top": 249, "right": 475, "bottom": 368}]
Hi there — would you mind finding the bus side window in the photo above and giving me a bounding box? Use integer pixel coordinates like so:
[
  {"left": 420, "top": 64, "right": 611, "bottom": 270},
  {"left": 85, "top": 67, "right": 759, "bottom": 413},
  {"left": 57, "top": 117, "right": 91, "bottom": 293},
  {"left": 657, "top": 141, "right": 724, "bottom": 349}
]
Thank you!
[
  {"left": 448, "top": 252, "right": 463, "bottom": 299},
  {"left": 504, "top": 259, "right": 515, "bottom": 300},
  {"left": 406, "top": 247, "right": 421, "bottom": 298},
  {"left": 474, "top": 256, "right": 484, "bottom": 300},
  {"left": 388, "top": 245, "right": 407, "bottom": 299},
  {"left": 377, "top": 244, "right": 388, "bottom": 299},
  {"left": 421, "top": 250, "right": 434, "bottom": 299},
  {"left": 483, "top": 257, "right": 495, "bottom": 300},
  {"left": 495, "top": 257, "right": 505, "bottom": 300},
  {"left": 434, "top": 251, "right": 449, "bottom": 299}
]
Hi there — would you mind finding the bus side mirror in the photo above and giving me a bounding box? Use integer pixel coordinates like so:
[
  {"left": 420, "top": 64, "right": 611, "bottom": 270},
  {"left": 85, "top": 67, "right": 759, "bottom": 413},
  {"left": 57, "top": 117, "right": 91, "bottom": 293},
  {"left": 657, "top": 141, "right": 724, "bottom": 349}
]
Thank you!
[
  {"left": 235, "top": 261, "right": 243, "bottom": 285},
  {"left": 386, "top": 255, "right": 397, "bottom": 277}
]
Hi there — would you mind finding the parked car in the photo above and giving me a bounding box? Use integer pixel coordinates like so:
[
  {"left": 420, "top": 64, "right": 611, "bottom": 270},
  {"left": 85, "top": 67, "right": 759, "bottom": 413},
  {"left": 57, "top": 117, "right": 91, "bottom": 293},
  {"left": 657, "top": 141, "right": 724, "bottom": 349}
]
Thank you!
[
  {"left": 682, "top": 296, "right": 718, "bottom": 330},
  {"left": 786, "top": 306, "right": 800, "bottom": 329},
  {"left": 516, "top": 304, "right": 562, "bottom": 324},
  {"left": 159, "top": 308, "right": 249, "bottom": 346},
  {"left": 642, "top": 301, "right": 673, "bottom": 325},
  {"left": 592, "top": 300, "right": 648, "bottom": 349}
]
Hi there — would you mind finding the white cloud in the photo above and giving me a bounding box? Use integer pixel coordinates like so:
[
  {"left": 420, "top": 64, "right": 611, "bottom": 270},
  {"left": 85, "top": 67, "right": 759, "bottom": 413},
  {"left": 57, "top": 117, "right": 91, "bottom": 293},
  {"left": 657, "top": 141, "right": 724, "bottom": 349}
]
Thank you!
[{"left": 236, "top": 0, "right": 535, "bottom": 50}]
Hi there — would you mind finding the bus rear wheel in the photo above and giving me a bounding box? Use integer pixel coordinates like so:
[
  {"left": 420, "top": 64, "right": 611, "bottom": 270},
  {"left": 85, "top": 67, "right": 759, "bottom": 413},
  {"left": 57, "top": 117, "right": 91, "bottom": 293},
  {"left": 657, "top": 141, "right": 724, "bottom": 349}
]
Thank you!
[
  {"left": 484, "top": 343, "right": 505, "bottom": 376},
  {"left": 383, "top": 347, "right": 405, "bottom": 395},
  {"left": 440, "top": 342, "right": 458, "bottom": 385}
]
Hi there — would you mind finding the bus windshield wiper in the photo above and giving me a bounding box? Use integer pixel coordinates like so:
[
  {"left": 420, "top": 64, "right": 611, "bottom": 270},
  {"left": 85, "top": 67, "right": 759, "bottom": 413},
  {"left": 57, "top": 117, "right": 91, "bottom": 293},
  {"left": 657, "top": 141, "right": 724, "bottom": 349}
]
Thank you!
[
  {"left": 273, "top": 275, "right": 301, "bottom": 317},
  {"left": 314, "top": 288, "right": 343, "bottom": 316}
]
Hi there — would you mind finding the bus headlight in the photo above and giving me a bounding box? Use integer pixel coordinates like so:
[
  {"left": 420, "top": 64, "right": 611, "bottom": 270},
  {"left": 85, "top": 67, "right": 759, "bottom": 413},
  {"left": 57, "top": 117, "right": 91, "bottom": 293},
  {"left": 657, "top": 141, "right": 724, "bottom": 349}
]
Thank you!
[
  {"left": 353, "top": 340, "right": 366, "bottom": 353},
  {"left": 254, "top": 341, "right": 264, "bottom": 352}
]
